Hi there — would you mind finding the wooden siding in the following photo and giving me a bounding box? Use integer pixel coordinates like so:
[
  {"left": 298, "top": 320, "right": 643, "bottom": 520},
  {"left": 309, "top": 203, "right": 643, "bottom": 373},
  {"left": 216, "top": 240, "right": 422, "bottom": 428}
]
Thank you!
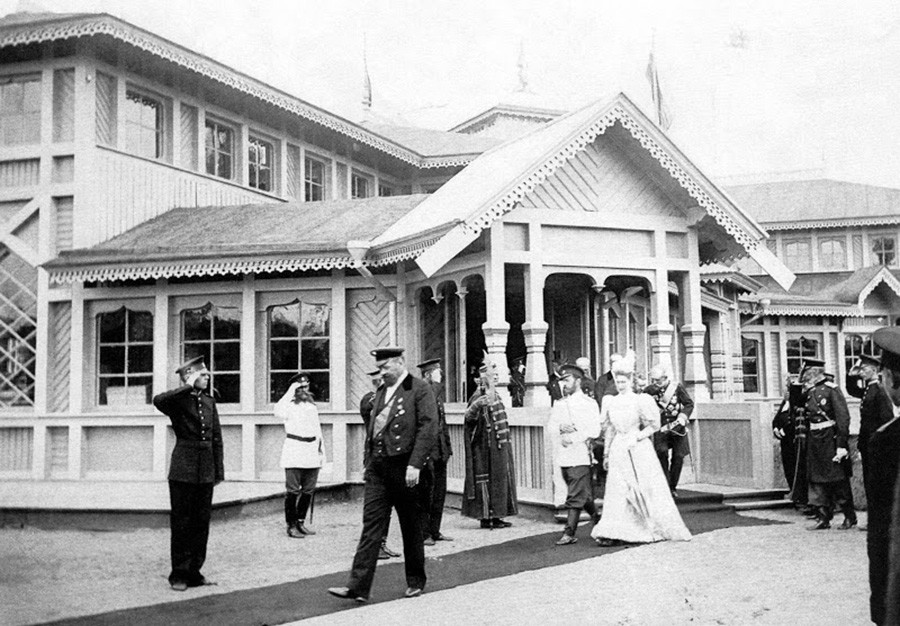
[
  {"left": 47, "top": 426, "right": 69, "bottom": 478},
  {"left": 54, "top": 196, "right": 73, "bottom": 251},
  {"left": 52, "top": 68, "right": 75, "bottom": 143},
  {"left": 52, "top": 156, "right": 74, "bottom": 183},
  {"left": 0, "top": 159, "right": 40, "bottom": 188},
  {"left": 0, "top": 427, "right": 32, "bottom": 471},
  {"left": 84, "top": 149, "right": 276, "bottom": 246},
  {"left": 48, "top": 301, "right": 71, "bottom": 413},
  {"left": 286, "top": 144, "right": 300, "bottom": 200},
  {"left": 518, "top": 139, "right": 682, "bottom": 217},
  {"left": 345, "top": 289, "right": 391, "bottom": 411},
  {"left": 83, "top": 426, "right": 154, "bottom": 474},
  {"left": 95, "top": 72, "right": 117, "bottom": 147},
  {"left": 179, "top": 104, "right": 198, "bottom": 171}
]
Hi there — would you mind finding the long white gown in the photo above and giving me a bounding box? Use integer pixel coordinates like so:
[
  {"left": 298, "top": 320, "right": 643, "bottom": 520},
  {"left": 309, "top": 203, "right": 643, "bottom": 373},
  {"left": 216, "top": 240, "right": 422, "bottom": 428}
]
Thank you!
[{"left": 591, "top": 391, "right": 692, "bottom": 543}]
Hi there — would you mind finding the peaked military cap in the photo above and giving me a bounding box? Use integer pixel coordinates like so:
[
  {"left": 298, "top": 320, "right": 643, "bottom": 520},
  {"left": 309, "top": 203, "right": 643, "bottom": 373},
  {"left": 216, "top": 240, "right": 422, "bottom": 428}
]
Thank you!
[
  {"left": 858, "top": 354, "right": 881, "bottom": 367},
  {"left": 366, "top": 368, "right": 381, "bottom": 377},
  {"left": 175, "top": 355, "right": 206, "bottom": 375},
  {"left": 874, "top": 327, "right": 900, "bottom": 370},
  {"left": 801, "top": 358, "right": 825, "bottom": 369},
  {"left": 288, "top": 372, "right": 310, "bottom": 385},
  {"left": 558, "top": 363, "right": 585, "bottom": 379},
  {"left": 416, "top": 358, "right": 441, "bottom": 374},
  {"left": 371, "top": 346, "right": 404, "bottom": 362}
]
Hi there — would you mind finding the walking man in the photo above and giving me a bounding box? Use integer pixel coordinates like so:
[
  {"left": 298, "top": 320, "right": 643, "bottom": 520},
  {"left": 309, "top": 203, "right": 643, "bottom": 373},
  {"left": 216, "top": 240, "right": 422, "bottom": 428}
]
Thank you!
[
  {"left": 645, "top": 365, "right": 694, "bottom": 497},
  {"left": 417, "top": 358, "right": 453, "bottom": 545},
  {"left": 329, "top": 347, "right": 437, "bottom": 602},
  {"left": 549, "top": 363, "right": 602, "bottom": 545},
  {"left": 152, "top": 356, "right": 224, "bottom": 591}
]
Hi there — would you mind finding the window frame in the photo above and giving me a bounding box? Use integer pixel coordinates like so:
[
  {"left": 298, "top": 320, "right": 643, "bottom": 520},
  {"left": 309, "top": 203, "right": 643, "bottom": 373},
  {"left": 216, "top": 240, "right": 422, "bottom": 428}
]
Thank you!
[
  {"left": 179, "top": 301, "right": 242, "bottom": 404},
  {"left": 783, "top": 237, "right": 812, "bottom": 272},
  {"left": 786, "top": 335, "right": 820, "bottom": 375},
  {"left": 305, "top": 155, "right": 326, "bottom": 202},
  {"left": 741, "top": 335, "right": 762, "bottom": 394},
  {"left": 0, "top": 72, "right": 42, "bottom": 146},
  {"left": 248, "top": 133, "right": 276, "bottom": 193},
  {"left": 351, "top": 171, "right": 372, "bottom": 199},
  {"left": 204, "top": 116, "right": 237, "bottom": 180},
  {"left": 870, "top": 232, "right": 898, "bottom": 267},
  {"left": 844, "top": 333, "right": 881, "bottom": 375},
  {"left": 817, "top": 235, "right": 847, "bottom": 271},
  {"left": 96, "top": 306, "right": 154, "bottom": 407},
  {"left": 265, "top": 297, "right": 332, "bottom": 404},
  {"left": 124, "top": 86, "right": 169, "bottom": 161}
]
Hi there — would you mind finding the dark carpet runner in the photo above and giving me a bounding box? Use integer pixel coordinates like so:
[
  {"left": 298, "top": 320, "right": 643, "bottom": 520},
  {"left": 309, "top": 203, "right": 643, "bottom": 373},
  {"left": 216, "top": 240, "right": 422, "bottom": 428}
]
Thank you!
[{"left": 44, "top": 507, "right": 780, "bottom": 626}]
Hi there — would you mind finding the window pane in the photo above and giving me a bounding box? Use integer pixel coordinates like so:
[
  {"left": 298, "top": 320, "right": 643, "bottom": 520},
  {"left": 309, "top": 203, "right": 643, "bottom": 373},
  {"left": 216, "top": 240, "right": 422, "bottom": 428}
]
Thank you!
[
  {"left": 99, "top": 310, "right": 126, "bottom": 343},
  {"left": 99, "top": 346, "right": 125, "bottom": 374},
  {"left": 270, "top": 339, "right": 298, "bottom": 370},
  {"left": 213, "top": 341, "right": 240, "bottom": 372},
  {"left": 128, "top": 345, "right": 153, "bottom": 374},
  {"left": 301, "top": 338, "right": 329, "bottom": 369},
  {"left": 270, "top": 372, "right": 294, "bottom": 403},
  {"left": 183, "top": 309, "right": 211, "bottom": 340},
  {"left": 213, "top": 308, "right": 240, "bottom": 339},
  {"left": 183, "top": 343, "right": 210, "bottom": 365},
  {"left": 128, "top": 310, "right": 153, "bottom": 342},
  {"left": 127, "top": 375, "right": 153, "bottom": 404},
  {"left": 218, "top": 153, "right": 231, "bottom": 179},
  {"left": 300, "top": 303, "right": 329, "bottom": 337},
  {"left": 98, "top": 377, "right": 125, "bottom": 405},
  {"left": 270, "top": 304, "right": 299, "bottom": 337},
  {"left": 307, "top": 371, "right": 330, "bottom": 402},
  {"left": 213, "top": 374, "right": 240, "bottom": 403}
]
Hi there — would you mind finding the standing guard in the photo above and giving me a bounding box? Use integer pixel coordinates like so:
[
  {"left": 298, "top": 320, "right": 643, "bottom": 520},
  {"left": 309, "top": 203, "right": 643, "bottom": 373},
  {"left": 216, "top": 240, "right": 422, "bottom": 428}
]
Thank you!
[{"left": 417, "top": 358, "right": 453, "bottom": 545}]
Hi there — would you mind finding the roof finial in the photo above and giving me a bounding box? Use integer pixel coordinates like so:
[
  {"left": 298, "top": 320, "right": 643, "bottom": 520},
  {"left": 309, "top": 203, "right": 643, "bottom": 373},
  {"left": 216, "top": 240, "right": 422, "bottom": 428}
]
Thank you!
[
  {"left": 515, "top": 39, "right": 528, "bottom": 93},
  {"left": 362, "top": 32, "right": 372, "bottom": 110}
]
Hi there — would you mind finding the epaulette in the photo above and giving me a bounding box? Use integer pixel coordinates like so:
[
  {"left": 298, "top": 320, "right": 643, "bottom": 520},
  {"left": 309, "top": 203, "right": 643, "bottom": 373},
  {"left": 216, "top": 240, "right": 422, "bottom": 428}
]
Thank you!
[{"left": 825, "top": 381, "right": 839, "bottom": 389}]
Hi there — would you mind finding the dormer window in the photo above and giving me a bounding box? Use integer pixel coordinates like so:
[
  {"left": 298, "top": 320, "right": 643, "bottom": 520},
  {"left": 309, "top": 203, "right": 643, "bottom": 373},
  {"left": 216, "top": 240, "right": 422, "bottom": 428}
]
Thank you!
[{"left": 351, "top": 172, "right": 371, "bottom": 199}]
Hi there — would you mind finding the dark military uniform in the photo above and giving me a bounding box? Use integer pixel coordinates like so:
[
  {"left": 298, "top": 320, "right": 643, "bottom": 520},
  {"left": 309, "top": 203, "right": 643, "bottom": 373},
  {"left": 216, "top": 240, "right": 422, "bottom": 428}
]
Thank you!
[
  {"left": 419, "top": 379, "right": 453, "bottom": 541},
  {"left": 646, "top": 381, "right": 694, "bottom": 492},
  {"left": 846, "top": 373, "right": 894, "bottom": 506},
  {"left": 346, "top": 371, "right": 437, "bottom": 598},
  {"left": 867, "top": 416, "right": 900, "bottom": 624},
  {"left": 153, "top": 384, "right": 224, "bottom": 587},
  {"left": 804, "top": 378, "right": 856, "bottom": 525}
]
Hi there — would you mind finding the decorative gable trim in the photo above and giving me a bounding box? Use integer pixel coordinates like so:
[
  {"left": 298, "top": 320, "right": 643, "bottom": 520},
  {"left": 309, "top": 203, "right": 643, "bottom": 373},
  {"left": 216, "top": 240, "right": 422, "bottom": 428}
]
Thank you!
[{"left": 858, "top": 267, "right": 900, "bottom": 306}]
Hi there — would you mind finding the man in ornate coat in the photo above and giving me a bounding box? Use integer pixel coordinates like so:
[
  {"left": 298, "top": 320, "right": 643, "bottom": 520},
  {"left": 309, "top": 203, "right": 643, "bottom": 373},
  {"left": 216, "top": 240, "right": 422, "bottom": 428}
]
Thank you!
[
  {"left": 645, "top": 365, "right": 694, "bottom": 497},
  {"left": 329, "top": 347, "right": 437, "bottom": 602},
  {"left": 417, "top": 358, "right": 453, "bottom": 545},
  {"left": 801, "top": 358, "right": 857, "bottom": 531},
  {"left": 152, "top": 356, "right": 224, "bottom": 591},
  {"left": 462, "top": 353, "right": 518, "bottom": 528}
]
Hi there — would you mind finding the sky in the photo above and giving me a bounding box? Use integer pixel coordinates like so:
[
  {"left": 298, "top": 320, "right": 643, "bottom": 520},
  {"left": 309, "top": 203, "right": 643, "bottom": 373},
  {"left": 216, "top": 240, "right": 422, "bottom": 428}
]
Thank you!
[{"left": 3, "top": 0, "right": 900, "bottom": 188}]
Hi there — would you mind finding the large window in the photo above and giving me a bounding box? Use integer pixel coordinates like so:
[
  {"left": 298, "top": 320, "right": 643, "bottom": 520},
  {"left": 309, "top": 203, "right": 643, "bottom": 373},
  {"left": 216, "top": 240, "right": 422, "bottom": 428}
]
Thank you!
[
  {"left": 608, "top": 308, "right": 620, "bottom": 356},
  {"left": 783, "top": 238, "right": 812, "bottom": 272},
  {"left": 205, "top": 118, "right": 235, "bottom": 180},
  {"left": 125, "top": 89, "right": 164, "bottom": 159},
  {"left": 97, "top": 308, "right": 153, "bottom": 406},
  {"left": 268, "top": 299, "right": 330, "bottom": 402},
  {"left": 818, "top": 236, "right": 847, "bottom": 270},
  {"left": 741, "top": 336, "right": 761, "bottom": 394},
  {"left": 351, "top": 172, "right": 371, "bottom": 199},
  {"left": 845, "top": 333, "right": 881, "bottom": 374},
  {"left": 181, "top": 303, "right": 240, "bottom": 403},
  {"left": 786, "top": 336, "right": 819, "bottom": 375},
  {"left": 871, "top": 234, "right": 897, "bottom": 267},
  {"left": 305, "top": 156, "right": 325, "bottom": 201},
  {"left": 0, "top": 73, "right": 41, "bottom": 145},
  {"left": 248, "top": 135, "right": 274, "bottom": 192}
]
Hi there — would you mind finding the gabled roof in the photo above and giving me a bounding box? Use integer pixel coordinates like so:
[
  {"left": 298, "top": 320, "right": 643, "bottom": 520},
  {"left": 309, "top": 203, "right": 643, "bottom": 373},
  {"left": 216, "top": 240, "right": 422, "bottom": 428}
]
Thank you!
[
  {"left": 0, "top": 11, "right": 485, "bottom": 169},
  {"left": 366, "top": 92, "right": 793, "bottom": 289},
  {"left": 44, "top": 195, "right": 437, "bottom": 283},
  {"left": 725, "top": 179, "right": 900, "bottom": 230},
  {"left": 359, "top": 122, "right": 502, "bottom": 162}
]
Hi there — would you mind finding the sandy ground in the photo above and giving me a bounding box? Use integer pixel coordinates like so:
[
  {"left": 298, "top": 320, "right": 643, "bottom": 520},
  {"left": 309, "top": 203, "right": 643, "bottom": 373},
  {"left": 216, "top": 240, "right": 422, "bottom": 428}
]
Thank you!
[{"left": 1, "top": 500, "right": 871, "bottom": 626}]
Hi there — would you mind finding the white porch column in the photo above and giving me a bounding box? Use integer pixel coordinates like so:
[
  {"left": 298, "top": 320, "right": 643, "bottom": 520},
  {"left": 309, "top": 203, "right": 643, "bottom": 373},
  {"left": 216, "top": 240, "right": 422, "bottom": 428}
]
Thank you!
[
  {"left": 68, "top": 282, "right": 85, "bottom": 413},
  {"left": 152, "top": 279, "right": 170, "bottom": 396},
  {"left": 330, "top": 269, "right": 347, "bottom": 412},
  {"left": 482, "top": 225, "right": 511, "bottom": 405},
  {"left": 522, "top": 231, "right": 549, "bottom": 406},
  {"left": 240, "top": 275, "right": 256, "bottom": 411},
  {"left": 647, "top": 268, "right": 674, "bottom": 368},
  {"left": 456, "top": 287, "right": 468, "bottom": 403},
  {"left": 678, "top": 270, "right": 709, "bottom": 401}
]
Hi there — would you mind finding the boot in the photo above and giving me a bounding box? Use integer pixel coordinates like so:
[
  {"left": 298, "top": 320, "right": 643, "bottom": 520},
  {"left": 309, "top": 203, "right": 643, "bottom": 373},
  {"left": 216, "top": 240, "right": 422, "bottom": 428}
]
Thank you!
[{"left": 296, "top": 520, "right": 316, "bottom": 535}]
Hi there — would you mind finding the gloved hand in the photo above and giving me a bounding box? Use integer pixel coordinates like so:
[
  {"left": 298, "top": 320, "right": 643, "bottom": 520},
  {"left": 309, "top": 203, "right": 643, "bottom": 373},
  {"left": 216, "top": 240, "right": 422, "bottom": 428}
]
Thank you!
[
  {"left": 773, "top": 427, "right": 785, "bottom": 440},
  {"left": 405, "top": 465, "right": 420, "bottom": 487},
  {"left": 603, "top": 456, "right": 609, "bottom": 471},
  {"left": 677, "top": 413, "right": 689, "bottom": 427},
  {"left": 186, "top": 370, "right": 201, "bottom": 388},
  {"left": 833, "top": 447, "right": 849, "bottom": 463}
]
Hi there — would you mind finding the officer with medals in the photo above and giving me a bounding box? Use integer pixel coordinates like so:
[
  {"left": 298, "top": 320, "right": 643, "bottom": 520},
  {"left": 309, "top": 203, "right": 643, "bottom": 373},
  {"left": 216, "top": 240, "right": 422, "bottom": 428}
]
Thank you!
[
  {"left": 800, "top": 358, "right": 857, "bottom": 530},
  {"left": 152, "top": 356, "right": 224, "bottom": 591},
  {"left": 645, "top": 365, "right": 694, "bottom": 498}
]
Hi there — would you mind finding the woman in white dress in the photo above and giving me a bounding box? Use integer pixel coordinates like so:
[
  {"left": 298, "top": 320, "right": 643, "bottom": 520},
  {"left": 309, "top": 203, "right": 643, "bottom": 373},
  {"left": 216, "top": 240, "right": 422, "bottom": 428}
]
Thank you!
[{"left": 591, "top": 354, "right": 691, "bottom": 546}]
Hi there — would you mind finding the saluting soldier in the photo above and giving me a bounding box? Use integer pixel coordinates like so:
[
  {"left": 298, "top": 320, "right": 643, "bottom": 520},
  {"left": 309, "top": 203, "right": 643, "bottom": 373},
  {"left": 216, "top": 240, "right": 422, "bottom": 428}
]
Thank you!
[
  {"left": 329, "top": 347, "right": 437, "bottom": 602},
  {"left": 152, "top": 356, "right": 224, "bottom": 592},
  {"left": 801, "top": 358, "right": 857, "bottom": 530},
  {"left": 417, "top": 358, "right": 454, "bottom": 545}
]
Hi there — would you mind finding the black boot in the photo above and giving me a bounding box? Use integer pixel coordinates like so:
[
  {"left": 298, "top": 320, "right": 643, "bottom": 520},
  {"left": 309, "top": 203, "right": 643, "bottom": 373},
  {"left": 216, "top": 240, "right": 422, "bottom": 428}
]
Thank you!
[
  {"left": 296, "top": 493, "right": 316, "bottom": 534},
  {"left": 285, "top": 494, "right": 303, "bottom": 538}
]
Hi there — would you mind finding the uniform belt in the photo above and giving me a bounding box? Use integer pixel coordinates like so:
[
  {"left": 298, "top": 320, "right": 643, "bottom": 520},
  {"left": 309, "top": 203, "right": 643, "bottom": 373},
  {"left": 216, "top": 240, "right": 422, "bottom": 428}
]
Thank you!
[
  {"left": 808, "top": 420, "right": 835, "bottom": 430},
  {"left": 286, "top": 434, "right": 316, "bottom": 442},
  {"left": 174, "top": 440, "right": 212, "bottom": 449}
]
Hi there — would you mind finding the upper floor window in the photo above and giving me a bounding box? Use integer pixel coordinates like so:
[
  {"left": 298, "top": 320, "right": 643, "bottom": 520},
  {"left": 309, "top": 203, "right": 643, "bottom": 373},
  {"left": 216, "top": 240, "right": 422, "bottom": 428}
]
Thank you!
[
  {"left": 351, "top": 172, "right": 371, "bottom": 199},
  {"left": 845, "top": 333, "right": 881, "bottom": 375},
  {"left": 0, "top": 73, "right": 41, "bottom": 145},
  {"left": 268, "top": 299, "right": 330, "bottom": 402},
  {"left": 181, "top": 302, "right": 240, "bottom": 403},
  {"left": 818, "top": 236, "right": 846, "bottom": 270},
  {"left": 248, "top": 135, "right": 274, "bottom": 192},
  {"left": 378, "top": 183, "right": 394, "bottom": 197},
  {"left": 205, "top": 118, "right": 235, "bottom": 180},
  {"left": 783, "top": 238, "right": 812, "bottom": 272},
  {"left": 305, "top": 156, "right": 325, "bottom": 202},
  {"left": 871, "top": 234, "right": 897, "bottom": 267},
  {"left": 125, "top": 89, "right": 164, "bottom": 160},
  {"left": 97, "top": 307, "right": 153, "bottom": 406},
  {"left": 786, "top": 336, "right": 819, "bottom": 375}
]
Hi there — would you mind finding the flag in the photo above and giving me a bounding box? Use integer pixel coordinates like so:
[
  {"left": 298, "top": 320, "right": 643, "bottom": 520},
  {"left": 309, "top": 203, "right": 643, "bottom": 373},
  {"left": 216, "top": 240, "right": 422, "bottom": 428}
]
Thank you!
[{"left": 645, "top": 49, "right": 672, "bottom": 130}]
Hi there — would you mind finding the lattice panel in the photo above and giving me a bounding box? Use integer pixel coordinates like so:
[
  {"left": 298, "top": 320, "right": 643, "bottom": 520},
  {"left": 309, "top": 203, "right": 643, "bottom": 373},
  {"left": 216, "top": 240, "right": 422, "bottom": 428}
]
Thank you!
[
  {"left": 346, "top": 290, "right": 391, "bottom": 410},
  {"left": 48, "top": 301, "right": 71, "bottom": 412},
  {"left": 0, "top": 246, "right": 37, "bottom": 407}
]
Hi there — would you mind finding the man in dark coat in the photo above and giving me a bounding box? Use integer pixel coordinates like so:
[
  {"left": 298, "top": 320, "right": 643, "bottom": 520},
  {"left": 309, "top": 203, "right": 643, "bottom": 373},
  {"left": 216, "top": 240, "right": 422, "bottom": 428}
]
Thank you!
[
  {"left": 846, "top": 354, "right": 895, "bottom": 509},
  {"left": 645, "top": 365, "right": 694, "bottom": 497},
  {"left": 152, "top": 356, "right": 224, "bottom": 592},
  {"left": 417, "top": 358, "right": 453, "bottom": 545},
  {"left": 867, "top": 328, "right": 900, "bottom": 625},
  {"left": 462, "top": 353, "right": 518, "bottom": 528},
  {"left": 329, "top": 347, "right": 437, "bottom": 602},
  {"left": 801, "top": 358, "right": 857, "bottom": 530}
]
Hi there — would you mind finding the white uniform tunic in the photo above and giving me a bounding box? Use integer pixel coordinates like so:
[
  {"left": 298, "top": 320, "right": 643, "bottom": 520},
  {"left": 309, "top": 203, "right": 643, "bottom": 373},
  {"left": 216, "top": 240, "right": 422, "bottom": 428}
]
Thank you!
[{"left": 275, "top": 393, "right": 325, "bottom": 469}]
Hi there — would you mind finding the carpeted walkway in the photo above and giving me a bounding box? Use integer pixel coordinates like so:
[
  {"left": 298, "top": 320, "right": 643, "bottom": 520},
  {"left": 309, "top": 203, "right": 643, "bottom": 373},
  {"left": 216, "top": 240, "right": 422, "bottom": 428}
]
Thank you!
[{"left": 43, "top": 509, "right": 780, "bottom": 626}]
